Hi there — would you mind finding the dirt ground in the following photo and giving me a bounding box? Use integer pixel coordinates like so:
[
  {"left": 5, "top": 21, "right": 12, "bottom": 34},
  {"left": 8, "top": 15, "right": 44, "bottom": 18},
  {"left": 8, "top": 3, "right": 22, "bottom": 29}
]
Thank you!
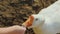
[{"left": 0, "top": 0, "right": 57, "bottom": 34}]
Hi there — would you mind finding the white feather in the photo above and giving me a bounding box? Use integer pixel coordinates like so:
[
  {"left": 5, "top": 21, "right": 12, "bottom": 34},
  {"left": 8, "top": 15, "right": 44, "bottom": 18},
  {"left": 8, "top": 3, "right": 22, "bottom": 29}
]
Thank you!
[{"left": 31, "top": 0, "right": 60, "bottom": 34}]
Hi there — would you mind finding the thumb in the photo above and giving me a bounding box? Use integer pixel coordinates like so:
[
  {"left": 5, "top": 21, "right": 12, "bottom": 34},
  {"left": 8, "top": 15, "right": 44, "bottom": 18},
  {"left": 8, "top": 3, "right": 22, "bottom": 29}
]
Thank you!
[
  {"left": 19, "top": 26, "right": 26, "bottom": 31},
  {"left": 13, "top": 25, "right": 26, "bottom": 31}
]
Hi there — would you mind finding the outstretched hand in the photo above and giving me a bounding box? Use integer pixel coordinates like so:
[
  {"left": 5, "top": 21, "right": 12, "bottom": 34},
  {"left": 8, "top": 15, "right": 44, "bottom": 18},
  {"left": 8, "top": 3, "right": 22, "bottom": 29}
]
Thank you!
[{"left": 0, "top": 25, "right": 26, "bottom": 34}]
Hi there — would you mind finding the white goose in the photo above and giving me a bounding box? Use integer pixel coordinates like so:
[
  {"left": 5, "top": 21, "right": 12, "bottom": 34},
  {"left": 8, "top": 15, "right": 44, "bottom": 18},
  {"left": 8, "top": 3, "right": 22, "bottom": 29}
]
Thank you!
[{"left": 23, "top": 0, "right": 60, "bottom": 34}]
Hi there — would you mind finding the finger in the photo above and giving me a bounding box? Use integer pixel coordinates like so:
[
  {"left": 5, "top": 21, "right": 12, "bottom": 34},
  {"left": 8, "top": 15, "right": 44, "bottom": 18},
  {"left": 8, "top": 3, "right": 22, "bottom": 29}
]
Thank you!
[{"left": 13, "top": 25, "right": 26, "bottom": 34}]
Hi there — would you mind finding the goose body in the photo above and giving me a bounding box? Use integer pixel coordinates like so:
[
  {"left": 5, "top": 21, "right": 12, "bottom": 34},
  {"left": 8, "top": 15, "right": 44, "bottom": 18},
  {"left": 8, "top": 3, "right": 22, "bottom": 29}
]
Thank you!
[{"left": 23, "top": 0, "right": 60, "bottom": 34}]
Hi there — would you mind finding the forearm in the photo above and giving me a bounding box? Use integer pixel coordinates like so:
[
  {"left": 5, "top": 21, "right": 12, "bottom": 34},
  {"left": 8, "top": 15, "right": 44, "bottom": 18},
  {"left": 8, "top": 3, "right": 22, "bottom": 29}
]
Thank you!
[
  {"left": 0, "top": 26, "right": 16, "bottom": 34},
  {"left": 0, "top": 25, "right": 26, "bottom": 34}
]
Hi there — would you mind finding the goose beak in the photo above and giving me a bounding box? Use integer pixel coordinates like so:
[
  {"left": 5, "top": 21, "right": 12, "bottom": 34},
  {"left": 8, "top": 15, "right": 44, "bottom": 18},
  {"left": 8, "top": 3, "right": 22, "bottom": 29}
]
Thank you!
[{"left": 22, "top": 15, "right": 34, "bottom": 27}]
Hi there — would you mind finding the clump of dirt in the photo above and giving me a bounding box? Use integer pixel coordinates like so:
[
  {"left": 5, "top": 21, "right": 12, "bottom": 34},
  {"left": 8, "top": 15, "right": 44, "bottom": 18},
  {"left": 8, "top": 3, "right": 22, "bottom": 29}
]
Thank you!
[{"left": 0, "top": 0, "right": 57, "bottom": 34}]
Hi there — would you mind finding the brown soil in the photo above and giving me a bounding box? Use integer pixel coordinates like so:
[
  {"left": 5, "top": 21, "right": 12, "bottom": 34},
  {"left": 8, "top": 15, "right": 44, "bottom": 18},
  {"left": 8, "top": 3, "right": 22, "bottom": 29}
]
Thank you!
[{"left": 0, "top": 0, "right": 57, "bottom": 34}]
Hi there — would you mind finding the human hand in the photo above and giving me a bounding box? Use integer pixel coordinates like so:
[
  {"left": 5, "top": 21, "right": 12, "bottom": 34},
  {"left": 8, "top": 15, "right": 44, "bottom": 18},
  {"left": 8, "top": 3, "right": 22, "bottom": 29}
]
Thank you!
[{"left": 0, "top": 25, "right": 26, "bottom": 34}]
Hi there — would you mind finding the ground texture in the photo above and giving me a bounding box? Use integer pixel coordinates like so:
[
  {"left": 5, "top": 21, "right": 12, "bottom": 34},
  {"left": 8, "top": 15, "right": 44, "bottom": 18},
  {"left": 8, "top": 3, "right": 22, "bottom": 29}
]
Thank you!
[{"left": 0, "top": 0, "right": 57, "bottom": 34}]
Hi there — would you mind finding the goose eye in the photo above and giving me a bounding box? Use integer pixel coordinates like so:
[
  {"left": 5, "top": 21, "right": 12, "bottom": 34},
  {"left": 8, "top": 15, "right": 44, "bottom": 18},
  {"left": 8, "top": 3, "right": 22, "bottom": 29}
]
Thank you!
[{"left": 35, "top": 18, "right": 38, "bottom": 21}]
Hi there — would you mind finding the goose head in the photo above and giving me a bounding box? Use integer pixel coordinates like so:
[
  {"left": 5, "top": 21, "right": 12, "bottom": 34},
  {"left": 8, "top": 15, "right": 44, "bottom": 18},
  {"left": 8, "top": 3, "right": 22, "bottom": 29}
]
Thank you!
[{"left": 22, "top": 14, "right": 44, "bottom": 28}]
